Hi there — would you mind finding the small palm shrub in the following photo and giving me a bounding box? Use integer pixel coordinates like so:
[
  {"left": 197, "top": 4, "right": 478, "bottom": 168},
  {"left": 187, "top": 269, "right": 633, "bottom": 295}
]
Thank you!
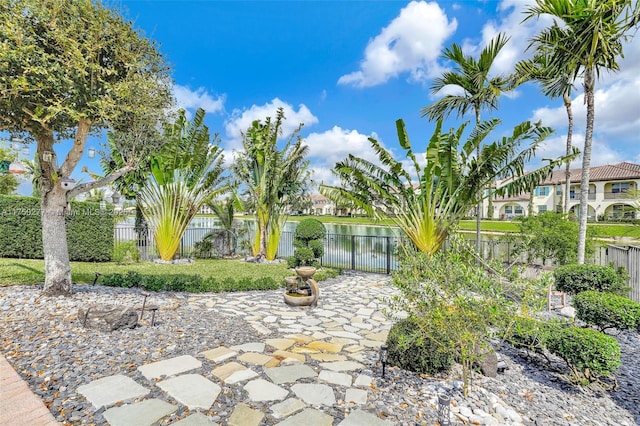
[
  {"left": 287, "top": 218, "right": 326, "bottom": 268},
  {"left": 546, "top": 326, "right": 621, "bottom": 384},
  {"left": 553, "top": 264, "right": 629, "bottom": 295},
  {"left": 573, "top": 290, "right": 640, "bottom": 332},
  {"left": 386, "top": 316, "right": 454, "bottom": 375}
]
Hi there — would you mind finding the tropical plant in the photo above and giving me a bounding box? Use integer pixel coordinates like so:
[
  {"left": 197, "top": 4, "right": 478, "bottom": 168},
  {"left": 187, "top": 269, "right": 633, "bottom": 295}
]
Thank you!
[
  {"left": 524, "top": 0, "right": 640, "bottom": 263},
  {"left": 0, "top": 0, "right": 172, "bottom": 295},
  {"left": 233, "top": 107, "right": 310, "bottom": 260},
  {"left": 321, "top": 118, "right": 572, "bottom": 255},
  {"left": 0, "top": 143, "right": 19, "bottom": 195},
  {"left": 139, "top": 108, "right": 227, "bottom": 261},
  {"left": 422, "top": 33, "right": 513, "bottom": 247},
  {"left": 515, "top": 54, "right": 577, "bottom": 214}
]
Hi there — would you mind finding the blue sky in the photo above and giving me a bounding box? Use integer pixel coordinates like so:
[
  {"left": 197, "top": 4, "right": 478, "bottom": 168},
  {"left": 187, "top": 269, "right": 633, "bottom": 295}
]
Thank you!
[{"left": 11, "top": 0, "right": 640, "bottom": 195}]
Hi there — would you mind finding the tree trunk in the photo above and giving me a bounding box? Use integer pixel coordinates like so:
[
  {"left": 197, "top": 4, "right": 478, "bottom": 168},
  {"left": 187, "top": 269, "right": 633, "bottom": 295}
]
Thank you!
[
  {"left": 563, "top": 91, "right": 574, "bottom": 214},
  {"left": 577, "top": 68, "right": 595, "bottom": 264},
  {"left": 42, "top": 186, "right": 72, "bottom": 296}
]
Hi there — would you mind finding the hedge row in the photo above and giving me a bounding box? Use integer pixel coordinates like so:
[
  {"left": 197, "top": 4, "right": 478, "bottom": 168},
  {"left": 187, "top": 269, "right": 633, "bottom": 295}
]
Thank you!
[
  {"left": 0, "top": 195, "right": 114, "bottom": 261},
  {"left": 573, "top": 290, "right": 640, "bottom": 332},
  {"left": 100, "top": 271, "right": 283, "bottom": 293},
  {"left": 553, "top": 264, "right": 628, "bottom": 296}
]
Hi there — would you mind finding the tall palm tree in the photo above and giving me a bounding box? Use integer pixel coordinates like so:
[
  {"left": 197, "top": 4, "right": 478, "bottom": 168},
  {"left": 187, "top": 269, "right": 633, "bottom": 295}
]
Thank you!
[
  {"left": 233, "top": 108, "right": 310, "bottom": 260},
  {"left": 422, "top": 33, "right": 513, "bottom": 251},
  {"left": 320, "top": 118, "right": 572, "bottom": 255},
  {"left": 525, "top": 0, "right": 640, "bottom": 263},
  {"left": 139, "top": 108, "right": 227, "bottom": 261},
  {"left": 515, "top": 54, "right": 577, "bottom": 214}
]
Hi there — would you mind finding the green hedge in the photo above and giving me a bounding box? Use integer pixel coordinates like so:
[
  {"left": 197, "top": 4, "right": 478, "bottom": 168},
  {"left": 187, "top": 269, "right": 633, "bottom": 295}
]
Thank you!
[
  {"left": 553, "top": 264, "right": 628, "bottom": 295},
  {"left": 100, "top": 271, "right": 284, "bottom": 293},
  {"left": 573, "top": 290, "right": 640, "bottom": 331},
  {"left": 0, "top": 195, "right": 113, "bottom": 261}
]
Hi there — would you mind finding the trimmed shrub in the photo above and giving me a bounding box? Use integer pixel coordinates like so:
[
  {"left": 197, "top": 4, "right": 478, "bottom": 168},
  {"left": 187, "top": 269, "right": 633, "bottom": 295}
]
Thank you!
[
  {"left": 573, "top": 290, "right": 640, "bottom": 331},
  {"left": 113, "top": 241, "right": 140, "bottom": 264},
  {"left": 288, "top": 218, "right": 326, "bottom": 267},
  {"left": 386, "top": 316, "right": 454, "bottom": 375},
  {"left": 507, "top": 316, "right": 565, "bottom": 355},
  {"left": 546, "top": 326, "right": 621, "bottom": 383},
  {"left": 553, "top": 264, "right": 628, "bottom": 295}
]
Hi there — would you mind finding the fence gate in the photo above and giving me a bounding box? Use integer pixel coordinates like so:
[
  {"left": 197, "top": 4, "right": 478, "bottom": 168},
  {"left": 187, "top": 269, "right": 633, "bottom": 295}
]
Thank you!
[{"left": 607, "top": 245, "right": 640, "bottom": 302}]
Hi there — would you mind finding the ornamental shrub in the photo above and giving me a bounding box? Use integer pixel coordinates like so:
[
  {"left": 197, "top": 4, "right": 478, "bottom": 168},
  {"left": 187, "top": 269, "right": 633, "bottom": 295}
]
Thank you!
[
  {"left": 546, "top": 326, "right": 620, "bottom": 383},
  {"left": 386, "top": 316, "right": 454, "bottom": 375},
  {"left": 553, "top": 264, "right": 629, "bottom": 295},
  {"left": 573, "top": 290, "right": 640, "bottom": 331},
  {"left": 288, "top": 218, "right": 326, "bottom": 267},
  {"left": 507, "top": 316, "right": 565, "bottom": 355}
]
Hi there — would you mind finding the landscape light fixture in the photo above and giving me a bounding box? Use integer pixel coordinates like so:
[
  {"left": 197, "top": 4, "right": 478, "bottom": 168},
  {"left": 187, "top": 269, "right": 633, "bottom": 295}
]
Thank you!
[
  {"left": 437, "top": 394, "right": 451, "bottom": 426},
  {"left": 88, "top": 147, "right": 96, "bottom": 159},
  {"left": 111, "top": 191, "right": 121, "bottom": 204},
  {"left": 379, "top": 344, "right": 388, "bottom": 378},
  {"left": 92, "top": 272, "right": 102, "bottom": 286}
]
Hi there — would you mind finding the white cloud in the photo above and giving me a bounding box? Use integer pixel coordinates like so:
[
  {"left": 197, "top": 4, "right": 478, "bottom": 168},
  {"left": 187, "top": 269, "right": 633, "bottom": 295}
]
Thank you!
[
  {"left": 338, "top": 1, "right": 457, "bottom": 88},
  {"left": 305, "top": 126, "right": 386, "bottom": 185},
  {"left": 534, "top": 133, "right": 624, "bottom": 170},
  {"left": 174, "top": 85, "right": 225, "bottom": 114},
  {"left": 223, "top": 98, "right": 319, "bottom": 149}
]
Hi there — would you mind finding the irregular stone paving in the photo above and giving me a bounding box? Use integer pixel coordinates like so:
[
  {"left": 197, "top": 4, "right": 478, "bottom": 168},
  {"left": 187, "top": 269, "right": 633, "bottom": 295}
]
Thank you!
[{"left": 75, "top": 272, "right": 399, "bottom": 425}]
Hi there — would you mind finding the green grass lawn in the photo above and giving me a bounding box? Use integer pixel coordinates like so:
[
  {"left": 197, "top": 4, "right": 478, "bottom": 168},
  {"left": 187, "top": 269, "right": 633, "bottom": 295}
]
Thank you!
[{"left": 0, "top": 258, "right": 296, "bottom": 287}]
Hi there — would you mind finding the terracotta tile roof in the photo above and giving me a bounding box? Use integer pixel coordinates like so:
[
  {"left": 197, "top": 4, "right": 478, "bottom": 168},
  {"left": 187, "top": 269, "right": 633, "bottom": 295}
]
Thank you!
[{"left": 541, "top": 162, "right": 640, "bottom": 185}]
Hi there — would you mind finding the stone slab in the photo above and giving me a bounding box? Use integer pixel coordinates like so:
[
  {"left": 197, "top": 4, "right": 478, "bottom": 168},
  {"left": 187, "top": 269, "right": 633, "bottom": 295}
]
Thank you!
[
  {"left": 265, "top": 338, "right": 296, "bottom": 350},
  {"left": 103, "top": 398, "right": 177, "bottom": 426},
  {"left": 225, "top": 368, "right": 259, "bottom": 384},
  {"left": 310, "top": 353, "right": 347, "bottom": 362},
  {"left": 244, "top": 379, "right": 289, "bottom": 402},
  {"left": 291, "top": 383, "right": 336, "bottom": 406},
  {"left": 272, "top": 350, "right": 306, "bottom": 363},
  {"left": 238, "top": 352, "right": 273, "bottom": 366},
  {"left": 77, "top": 374, "right": 149, "bottom": 409},
  {"left": 284, "top": 333, "right": 315, "bottom": 344},
  {"left": 275, "top": 408, "right": 333, "bottom": 426},
  {"left": 212, "top": 362, "right": 246, "bottom": 381},
  {"left": 345, "top": 388, "right": 368, "bottom": 404},
  {"left": 157, "top": 374, "right": 220, "bottom": 409},
  {"left": 319, "top": 361, "right": 365, "bottom": 372},
  {"left": 172, "top": 412, "right": 218, "bottom": 425},
  {"left": 326, "top": 331, "right": 363, "bottom": 340},
  {"left": 338, "top": 409, "right": 393, "bottom": 425},
  {"left": 305, "top": 341, "right": 343, "bottom": 353},
  {"left": 270, "top": 398, "right": 306, "bottom": 419},
  {"left": 365, "top": 331, "right": 389, "bottom": 342},
  {"left": 318, "top": 370, "right": 352, "bottom": 387},
  {"left": 138, "top": 355, "right": 201, "bottom": 380},
  {"left": 201, "top": 347, "right": 237, "bottom": 363},
  {"left": 228, "top": 403, "right": 264, "bottom": 426},
  {"left": 230, "top": 342, "right": 265, "bottom": 352},
  {"left": 353, "top": 374, "right": 373, "bottom": 388},
  {"left": 264, "top": 364, "right": 317, "bottom": 384}
]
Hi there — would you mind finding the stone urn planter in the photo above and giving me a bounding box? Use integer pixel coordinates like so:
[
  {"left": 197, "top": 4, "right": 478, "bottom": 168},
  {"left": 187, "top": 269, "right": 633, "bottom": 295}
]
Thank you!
[{"left": 284, "top": 267, "right": 319, "bottom": 307}]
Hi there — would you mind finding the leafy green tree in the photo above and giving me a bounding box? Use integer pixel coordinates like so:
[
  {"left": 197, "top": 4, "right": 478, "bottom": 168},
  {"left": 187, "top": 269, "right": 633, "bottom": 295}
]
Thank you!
[
  {"left": 0, "top": 0, "right": 172, "bottom": 295},
  {"left": 422, "top": 33, "right": 513, "bottom": 248},
  {"left": 233, "top": 108, "right": 310, "bottom": 260},
  {"left": 0, "top": 144, "right": 19, "bottom": 195},
  {"left": 524, "top": 0, "right": 640, "bottom": 263},
  {"left": 139, "top": 109, "right": 227, "bottom": 261},
  {"left": 321, "top": 118, "right": 570, "bottom": 255}
]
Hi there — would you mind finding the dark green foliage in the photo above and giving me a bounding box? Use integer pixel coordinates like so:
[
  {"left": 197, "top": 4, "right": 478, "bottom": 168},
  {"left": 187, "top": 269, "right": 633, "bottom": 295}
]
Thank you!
[
  {"left": 507, "top": 316, "right": 565, "bottom": 355},
  {"left": 546, "top": 326, "right": 621, "bottom": 383},
  {"left": 113, "top": 241, "right": 141, "bottom": 264},
  {"left": 0, "top": 195, "right": 113, "bottom": 261},
  {"left": 573, "top": 291, "right": 640, "bottom": 331},
  {"left": 99, "top": 272, "right": 284, "bottom": 293},
  {"left": 554, "top": 264, "right": 629, "bottom": 295},
  {"left": 290, "top": 218, "right": 326, "bottom": 267},
  {"left": 386, "top": 316, "right": 454, "bottom": 375}
]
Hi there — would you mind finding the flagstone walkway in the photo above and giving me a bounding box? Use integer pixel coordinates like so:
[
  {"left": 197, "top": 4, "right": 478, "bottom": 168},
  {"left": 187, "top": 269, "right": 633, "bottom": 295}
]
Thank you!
[{"left": 76, "top": 272, "right": 400, "bottom": 425}]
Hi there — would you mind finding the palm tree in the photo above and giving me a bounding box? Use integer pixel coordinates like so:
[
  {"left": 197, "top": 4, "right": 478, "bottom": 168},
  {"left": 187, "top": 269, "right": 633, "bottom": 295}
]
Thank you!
[
  {"left": 139, "top": 108, "right": 227, "bottom": 261},
  {"left": 515, "top": 54, "right": 577, "bottom": 214},
  {"left": 524, "top": 0, "right": 640, "bottom": 263},
  {"left": 233, "top": 108, "right": 310, "bottom": 260},
  {"left": 320, "top": 118, "right": 571, "bottom": 255},
  {"left": 422, "top": 33, "right": 513, "bottom": 251}
]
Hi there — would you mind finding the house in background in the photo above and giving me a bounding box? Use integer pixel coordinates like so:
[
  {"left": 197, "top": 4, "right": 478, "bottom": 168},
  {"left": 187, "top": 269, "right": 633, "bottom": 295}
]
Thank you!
[
  {"left": 309, "top": 193, "right": 335, "bottom": 215},
  {"left": 488, "top": 162, "right": 640, "bottom": 221}
]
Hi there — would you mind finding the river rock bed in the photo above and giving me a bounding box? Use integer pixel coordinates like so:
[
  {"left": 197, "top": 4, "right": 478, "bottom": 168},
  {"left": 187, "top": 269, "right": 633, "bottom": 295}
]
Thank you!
[{"left": 0, "top": 274, "right": 638, "bottom": 425}]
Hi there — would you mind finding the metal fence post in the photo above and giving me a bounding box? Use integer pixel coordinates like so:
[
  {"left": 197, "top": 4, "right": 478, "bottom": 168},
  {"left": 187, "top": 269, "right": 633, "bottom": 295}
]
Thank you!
[
  {"left": 386, "top": 236, "right": 391, "bottom": 274},
  {"left": 351, "top": 235, "right": 356, "bottom": 270}
]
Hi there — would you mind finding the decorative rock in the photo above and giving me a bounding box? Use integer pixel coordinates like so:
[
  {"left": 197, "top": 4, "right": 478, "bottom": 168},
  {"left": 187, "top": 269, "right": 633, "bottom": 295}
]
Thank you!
[
  {"left": 224, "top": 369, "right": 259, "bottom": 384},
  {"left": 244, "top": 379, "right": 289, "bottom": 402},
  {"left": 212, "top": 362, "right": 246, "bottom": 381},
  {"left": 270, "top": 398, "right": 306, "bottom": 419},
  {"left": 272, "top": 350, "right": 306, "bottom": 363},
  {"left": 228, "top": 403, "right": 265, "bottom": 426},
  {"left": 310, "top": 353, "right": 348, "bottom": 362},
  {"left": 230, "top": 342, "right": 265, "bottom": 352},
  {"left": 172, "top": 412, "right": 218, "bottom": 425},
  {"left": 156, "top": 374, "right": 221, "bottom": 409},
  {"left": 201, "top": 347, "right": 237, "bottom": 363},
  {"left": 265, "top": 338, "right": 296, "bottom": 350},
  {"left": 353, "top": 374, "right": 373, "bottom": 388},
  {"left": 138, "top": 355, "right": 202, "bottom": 380},
  {"left": 275, "top": 408, "right": 334, "bottom": 426},
  {"left": 77, "top": 304, "right": 138, "bottom": 331},
  {"left": 318, "top": 370, "right": 352, "bottom": 387},
  {"left": 319, "top": 361, "right": 365, "bottom": 372},
  {"left": 291, "top": 383, "right": 336, "bottom": 406},
  {"left": 77, "top": 374, "right": 149, "bottom": 409},
  {"left": 103, "top": 399, "right": 177, "bottom": 426},
  {"left": 560, "top": 306, "right": 576, "bottom": 318},
  {"left": 264, "top": 365, "right": 317, "bottom": 384},
  {"left": 345, "top": 388, "right": 368, "bottom": 404},
  {"left": 237, "top": 352, "right": 273, "bottom": 366},
  {"left": 338, "top": 409, "right": 393, "bottom": 425}
]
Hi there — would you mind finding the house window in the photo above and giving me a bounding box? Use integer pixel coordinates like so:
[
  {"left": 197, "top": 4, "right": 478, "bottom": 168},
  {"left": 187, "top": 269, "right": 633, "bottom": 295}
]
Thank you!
[
  {"left": 514, "top": 206, "right": 524, "bottom": 215},
  {"left": 505, "top": 206, "right": 513, "bottom": 214},
  {"left": 556, "top": 186, "right": 562, "bottom": 195},
  {"left": 535, "top": 186, "right": 550, "bottom": 196},
  {"left": 611, "top": 182, "right": 630, "bottom": 193},
  {"left": 538, "top": 205, "right": 547, "bottom": 213}
]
